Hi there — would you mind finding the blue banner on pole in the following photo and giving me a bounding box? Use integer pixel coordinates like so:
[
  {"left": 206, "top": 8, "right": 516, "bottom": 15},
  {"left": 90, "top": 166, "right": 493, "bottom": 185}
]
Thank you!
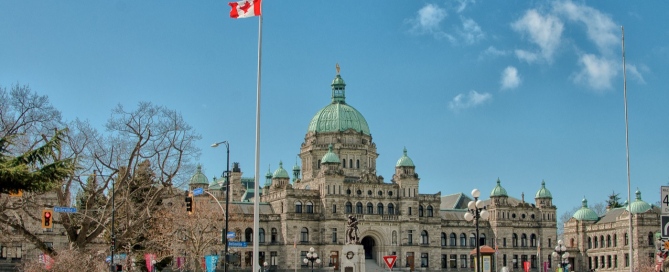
[{"left": 205, "top": 255, "right": 219, "bottom": 272}]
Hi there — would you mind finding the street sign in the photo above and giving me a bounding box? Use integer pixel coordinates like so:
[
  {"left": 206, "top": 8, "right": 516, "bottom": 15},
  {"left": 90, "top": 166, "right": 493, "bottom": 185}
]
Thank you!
[
  {"left": 662, "top": 215, "right": 669, "bottom": 238},
  {"left": 228, "top": 241, "right": 247, "bottom": 247},
  {"left": 662, "top": 186, "right": 669, "bottom": 214},
  {"left": 53, "top": 206, "right": 77, "bottom": 213},
  {"left": 383, "top": 255, "right": 397, "bottom": 270},
  {"left": 227, "top": 231, "right": 235, "bottom": 239},
  {"left": 193, "top": 187, "right": 204, "bottom": 196}
]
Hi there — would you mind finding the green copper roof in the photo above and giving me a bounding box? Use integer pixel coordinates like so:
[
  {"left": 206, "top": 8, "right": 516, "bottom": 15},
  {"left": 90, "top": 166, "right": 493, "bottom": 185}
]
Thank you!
[
  {"left": 321, "top": 144, "right": 340, "bottom": 164},
  {"left": 490, "top": 178, "right": 508, "bottom": 197},
  {"left": 395, "top": 147, "right": 415, "bottom": 167},
  {"left": 535, "top": 180, "right": 552, "bottom": 199},
  {"left": 265, "top": 166, "right": 273, "bottom": 179},
  {"left": 627, "top": 189, "right": 651, "bottom": 214},
  {"left": 272, "top": 161, "right": 290, "bottom": 179},
  {"left": 189, "top": 165, "right": 209, "bottom": 185},
  {"left": 573, "top": 198, "right": 599, "bottom": 221},
  {"left": 307, "top": 73, "right": 371, "bottom": 135}
]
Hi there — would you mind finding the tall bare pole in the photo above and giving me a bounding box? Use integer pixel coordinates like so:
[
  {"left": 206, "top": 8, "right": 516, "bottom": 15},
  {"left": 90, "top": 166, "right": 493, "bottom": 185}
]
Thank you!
[
  {"left": 621, "top": 25, "right": 633, "bottom": 272},
  {"left": 253, "top": 10, "right": 263, "bottom": 272}
]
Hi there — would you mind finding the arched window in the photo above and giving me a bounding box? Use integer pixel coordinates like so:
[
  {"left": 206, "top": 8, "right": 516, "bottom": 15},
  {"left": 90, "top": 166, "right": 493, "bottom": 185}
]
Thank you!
[
  {"left": 421, "top": 230, "right": 429, "bottom": 244},
  {"left": 356, "top": 202, "right": 363, "bottom": 214},
  {"left": 259, "top": 228, "right": 265, "bottom": 243},
  {"left": 441, "top": 232, "right": 447, "bottom": 246},
  {"left": 356, "top": 159, "right": 360, "bottom": 168},
  {"left": 450, "top": 233, "right": 457, "bottom": 246},
  {"left": 419, "top": 205, "right": 424, "bottom": 217},
  {"left": 521, "top": 234, "right": 527, "bottom": 247},
  {"left": 613, "top": 234, "right": 617, "bottom": 247},
  {"left": 649, "top": 232, "right": 655, "bottom": 246},
  {"left": 245, "top": 228, "right": 253, "bottom": 242},
  {"left": 600, "top": 236, "right": 604, "bottom": 248},
  {"left": 469, "top": 233, "right": 476, "bottom": 246},
  {"left": 624, "top": 233, "right": 628, "bottom": 245},
  {"left": 594, "top": 236, "right": 598, "bottom": 248},
  {"left": 427, "top": 205, "right": 434, "bottom": 217},
  {"left": 342, "top": 159, "right": 346, "bottom": 168},
  {"left": 377, "top": 203, "right": 384, "bottom": 215},
  {"left": 295, "top": 201, "right": 303, "bottom": 213},
  {"left": 530, "top": 234, "right": 537, "bottom": 247},
  {"left": 392, "top": 231, "right": 397, "bottom": 245},
  {"left": 512, "top": 233, "right": 518, "bottom": 247},
  {"left": 367, "top": 203, "right": 374, "bottom": 214},
  {"left": 460, "top": 233, "right": 467, "bottom": 246},
  {"left": 480, "top": 233, "right": 486, "bottom": 246},
  {"left": 300, "top": 227, "right": 309, "bottom": 242},
  {"left": 349, "top": 159, "right": 353, "bottom": 168},
  {"left": 388, "top": 203, "right": 395, "bottom": 215},
  {"left": 607, "top": 235, "right": 611, "bottom": 247},
  {"left": 306, "top": 201, "right": 314, "bottom": 213},
  {"left": 271, "top": 228, "right": 277, "bottom": 243},
  {"left": 345, "top": 202, "right": 352, "bottom": 214},
  {"left": 588, "top": 237, "right": 592, "bottom": 248},
  {"left": 570, "top": 238, "right": 575, "bottom": 247}
]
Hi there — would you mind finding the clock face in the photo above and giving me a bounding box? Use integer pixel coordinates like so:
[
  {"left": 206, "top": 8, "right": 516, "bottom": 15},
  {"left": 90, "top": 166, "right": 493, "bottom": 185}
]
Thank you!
[{"left": 346, "top": 251, "right": 355, "bottom": 260}]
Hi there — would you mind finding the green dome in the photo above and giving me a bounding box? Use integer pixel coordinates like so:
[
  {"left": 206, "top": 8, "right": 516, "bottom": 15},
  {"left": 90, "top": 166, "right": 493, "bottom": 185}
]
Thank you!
[
  {"left": 535, "top": 180, "right": 552, "bottom": 199},
  {"left": 321, "top": 144, "right": 340, "bottom": 164},
  {"left": 265, "top": 166, "right": 273, "bottom": 179},
  {"left": 628, "top": 189, "right": 651, "bottom": 214},
  {"left": 396, "top": 147, "right": 415, "bottom": 167},
  {"left": 573, "top": 198, "right": 599, "bottom": 221},
  {"left": 293, "top": 163, "right": 301, "bottom": 171},
  {"left": 189, "top": 165, "right": 209, "bottom": 185},
  {"left": 307, "top": 73, "right": 371, "bottom": 135},
  {"left": 273, "top": 161, "right": 290, "bottom": 179},
  {"left": 490, "top": 178, "right": 508, "bottom": 197}
]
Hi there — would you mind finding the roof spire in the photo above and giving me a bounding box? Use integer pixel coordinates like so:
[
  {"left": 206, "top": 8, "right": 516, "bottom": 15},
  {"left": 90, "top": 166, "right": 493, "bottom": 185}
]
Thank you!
[{"left": 336, "top": 63, "right": 340, "bottom": 75}]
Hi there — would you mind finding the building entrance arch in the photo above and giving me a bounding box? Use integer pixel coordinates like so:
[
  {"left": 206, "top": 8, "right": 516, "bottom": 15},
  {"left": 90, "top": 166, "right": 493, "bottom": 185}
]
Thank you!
[{"left": 361, "top": 236, "right": 375, "bottom": 259}]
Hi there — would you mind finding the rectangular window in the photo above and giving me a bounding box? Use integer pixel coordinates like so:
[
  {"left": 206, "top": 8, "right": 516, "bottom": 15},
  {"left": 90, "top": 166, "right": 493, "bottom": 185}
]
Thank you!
[
  {"left": 503, "top": 254, "right": 507, "bottom": 267},
  {"left": 470, "top": 255, "right": 475, "bottom": 268},
  {"left": 450, "top": 254, "right": 457, "bottom": 268},
  {"left": 301, "top": 251, "right": 308, "bottom": 267},
  {"left": 513, "top": 255, "right": 519, "bottom": 268},
  {"left": 332, "top": 204, "right": 336, "bottom": 213},
  {"left": 408, "top": 207, "right": 412, "bottom": 215},
  {"left": 329, "top": 251, "right": 338, "bottom": 267},
  {"left": 421, "top": 253, "right": 428, "bottom": 267},
  {"left": 332, "top": 228, "right": 337, "bottom": 243},
  {"left": 270, "top": 252, "right": 277, "bottom": 266},
  {"left": 547, "top": 255, "right": 552, "bottom": 268},
  {"left": 548, "top": 238, "right": 552, "bottom": 248},
  {"left": 503, "top": 238, "right": 507, "bottom": 247},
  {"left": 407, "top": 230, "right": 413, "bottom": 245},
  {"left": 442, "top": 254, "right": 448, "bottom": 269},
  {"left": 614, "top": 255, "right": 618, "bottom": 268},
  {"left": 460, "top": 255, "right": 468, "bottom": 268},
  {"left": 531, "top": 255, "right": 537, "bottom": 268}
]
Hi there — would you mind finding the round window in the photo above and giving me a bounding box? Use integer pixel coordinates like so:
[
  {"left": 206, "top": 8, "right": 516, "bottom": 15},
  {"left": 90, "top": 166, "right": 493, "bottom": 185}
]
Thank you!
[
  {"left": 346, "top": 189, "right": 351, "bottom": 195},
  {"left": 367, "top": 190, "right": 372, "bottom": 195},
  {"left": 378, "top": 190, "right": 383, "bottom": 196},
  {"left": 521, "top": 214, "right": 526, "bottom": 219},
  {"left": 356, "top": 190, "right": 362, "bottom": 195},
  {"left": 512, "top": 213, "right": 516, "bottom": 218},
  {"left": 388, "top": 191, "right": 393, "bottom": 196}
]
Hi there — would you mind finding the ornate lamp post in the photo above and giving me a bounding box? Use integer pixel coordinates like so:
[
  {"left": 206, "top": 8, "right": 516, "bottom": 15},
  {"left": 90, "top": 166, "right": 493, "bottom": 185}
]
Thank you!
[
  {"left": 262, "top": 261, "right": 269, "bottom": 272},
  {"left": 211, "top": 141, "right": 230, "bottom": 272},
  {"left": 552, "top": 240, "right": 570, "bottom": 272},
  {"left": 303, "top": 247, "right": 321, "bottom": 272},
  {"left": 464, "top": 189, "right": 490, "bottom": 272}
]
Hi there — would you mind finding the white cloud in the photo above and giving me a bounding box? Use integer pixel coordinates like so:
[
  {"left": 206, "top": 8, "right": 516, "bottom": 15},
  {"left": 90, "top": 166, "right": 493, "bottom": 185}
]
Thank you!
[
  {"left": 553, "top": 0, "right": 618, "bottom": 55},
  {"left": 626, "top": 63, "right": 646, "bottom": 84},
  {"left": 408, "top": 4, "right": 447, "bottom": 36},
  {"left": 449, "top": 90, "right": 492, "bottom": 112},
  {"left": 512, "top": 9, "right": 564, "bottom": 63},
  {"left": 501, "top": 66, "right": 521, "bottom": 90},
  {"left": 456, "top": 0, "right": 476, "bottom": 13},
  {"left": 459, "top": 17, "right": 485, "bottom": 44},
  {"left": 482, "top": 46, "right": 508, "bottom": 57},
  {"left": 573, "top": 54, "right": 618, "bottom": 91}
]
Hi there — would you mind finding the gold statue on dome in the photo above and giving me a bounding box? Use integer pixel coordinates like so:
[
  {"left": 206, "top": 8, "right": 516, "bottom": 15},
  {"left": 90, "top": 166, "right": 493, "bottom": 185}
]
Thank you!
[{"left": 336, "top": 63, "right": 340, "bottom": 75}]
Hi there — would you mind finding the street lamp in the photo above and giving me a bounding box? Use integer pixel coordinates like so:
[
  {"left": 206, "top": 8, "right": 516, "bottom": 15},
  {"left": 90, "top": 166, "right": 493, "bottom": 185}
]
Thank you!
[
  {"left": 262, "top": 261, "right": 269, "bottom": 272},
  {"left": 552, "top": 240, "right": 570, "bottom": 272},
  {"left": 211, "top": 141, "right": 230, "bottom": 272},
  {"left": 303, "top": 247, "right": 321, "bottom": 272},
  {"left": 464, "top": 189, "right": 490, "bottom": 272}
]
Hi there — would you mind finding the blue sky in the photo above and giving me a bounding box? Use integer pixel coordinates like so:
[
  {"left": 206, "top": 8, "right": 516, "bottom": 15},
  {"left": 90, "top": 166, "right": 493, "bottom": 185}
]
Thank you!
[{"left": 1, "top": 0, "right": 666, "bottom": 217}]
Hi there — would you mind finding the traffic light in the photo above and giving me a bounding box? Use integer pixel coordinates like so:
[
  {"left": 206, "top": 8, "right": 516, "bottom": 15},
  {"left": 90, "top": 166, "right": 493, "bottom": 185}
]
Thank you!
[
  {"left": 42, "top": 209, "right": 53, "bottom": 228},
  {"left": 185, "top": 194, "right": 193, "bottom": 213}
]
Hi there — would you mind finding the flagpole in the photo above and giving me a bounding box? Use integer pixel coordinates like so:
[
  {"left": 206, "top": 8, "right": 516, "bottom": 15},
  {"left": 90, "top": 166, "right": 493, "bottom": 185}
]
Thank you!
[
  {"left": 621, "top": 25, "right": 633, "bottom": 272},
  {"left": 253, "top": 9, "right": 263, "bottom": 272}
]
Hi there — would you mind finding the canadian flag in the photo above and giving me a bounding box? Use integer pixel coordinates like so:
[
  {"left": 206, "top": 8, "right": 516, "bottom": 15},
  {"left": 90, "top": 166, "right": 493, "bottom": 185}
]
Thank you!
[{"left": 229, "top": 0, "right": 262, "bottom": 19}]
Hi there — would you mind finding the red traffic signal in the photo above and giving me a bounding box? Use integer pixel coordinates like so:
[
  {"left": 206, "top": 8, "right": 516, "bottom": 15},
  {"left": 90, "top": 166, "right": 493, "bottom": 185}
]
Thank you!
[
  {"left": 185, "top": 195, "right": 193, "bottom": 213},
  {"left": 42, "top": 209, "right": 53, "bottom": 228}
]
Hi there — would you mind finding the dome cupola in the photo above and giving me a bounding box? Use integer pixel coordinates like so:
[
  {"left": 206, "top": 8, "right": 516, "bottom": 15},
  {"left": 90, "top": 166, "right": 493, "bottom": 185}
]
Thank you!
[
  {"left": 627, "top": 189, "right": 652, "bottom": 214},
  {"left": 321, "top": 144, "right": 340, "bottom": 164},
  {"left": 572, "top": 197, "right": 599, "bottom": 221},
  {"left": 535, "top": 180, "right": 552, "bottom": 199},
  {"left": 189, "top": 165, "right": 209, "bottom": 185},
  {"left": 490, "top": 178, "right": 508, "bottom": 197},
  {"left": 395, "top": 147, "right": 415, "bottom": 167},
  {"left": 272, "top": 161, "right": 290, "bottom": 179}
]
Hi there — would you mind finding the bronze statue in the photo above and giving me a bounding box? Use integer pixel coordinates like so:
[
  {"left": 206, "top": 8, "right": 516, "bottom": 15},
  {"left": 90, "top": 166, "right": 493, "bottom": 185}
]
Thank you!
[{"left": 346, "top": 215, "right": 359, "bottom": 244}]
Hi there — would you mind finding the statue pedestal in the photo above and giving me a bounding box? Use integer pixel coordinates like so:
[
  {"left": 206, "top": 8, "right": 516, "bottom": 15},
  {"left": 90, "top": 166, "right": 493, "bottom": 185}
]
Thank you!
[{"left": 341, "top": 244, "right": 365, "bottom": 272}]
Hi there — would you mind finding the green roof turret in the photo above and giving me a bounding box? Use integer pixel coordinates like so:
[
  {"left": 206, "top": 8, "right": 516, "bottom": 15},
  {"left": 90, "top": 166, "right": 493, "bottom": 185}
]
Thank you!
[
  {"left": 490, "top": 178, "right": 508, "bottom": 197},
  {"left": 189, "top": 165, "right": 209, "bottom": 185},
  {"left": 307, "top": 65, "right": 371, "bottom": 135},
  {"left": 535, "top": 180, "right": 552, "bottom": 199},
  {"left": 272, "top": 161, "right": 290, "bottom": 179},
  {"left": 321, "top": 144, "right": 340, "bottom": 164},
  {"left": 572, "top": 197, "right": 599, "bottom": 221},
  {"left": 395, "top": 147, "right": 415, "bottom": 167},
  {"left": 627, "top": 189, "right": 651, "bottom": 214}
]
